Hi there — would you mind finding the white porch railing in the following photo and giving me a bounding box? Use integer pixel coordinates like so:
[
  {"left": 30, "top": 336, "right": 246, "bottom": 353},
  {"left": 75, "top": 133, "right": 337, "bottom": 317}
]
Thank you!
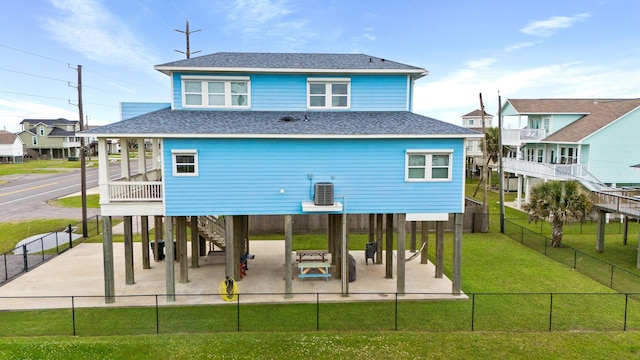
[
  {"left": 503, "top": 158, "right": 610, "bottom": 191},
  {"left": 502, "top": 129, "right": 546, "bottom": 145},
  {"left": 108, "top": 182, "right": 162, "bottom": 202}
]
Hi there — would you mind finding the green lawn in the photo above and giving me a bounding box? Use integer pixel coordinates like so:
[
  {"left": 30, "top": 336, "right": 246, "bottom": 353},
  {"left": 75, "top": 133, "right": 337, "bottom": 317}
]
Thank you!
[
  {"left": 0, "top": 159, "right": 98, "bottom": 175},
  {"left": 2, "top": 177, "right": 640, "bottom": 357}
]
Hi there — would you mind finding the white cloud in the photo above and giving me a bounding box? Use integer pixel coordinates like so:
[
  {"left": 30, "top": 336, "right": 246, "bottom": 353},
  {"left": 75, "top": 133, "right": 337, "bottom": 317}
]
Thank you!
[
  {"left": 0, "top": 98, "right": 80, "bottom": 132},
  {"left": 413, "top": 59, "right": 640, "bottom": 127},
  {"left": 521, "top": 13, "right": 590, "bottom": 37},
  {"left": 41, "top": 0, "right": 157, "bottom": 67},
  {"left": 504, "top": 41, "right": 538, "bottom": 52},
  {"left": 467, "top": 58, "right": 496, "bottom": 69}
]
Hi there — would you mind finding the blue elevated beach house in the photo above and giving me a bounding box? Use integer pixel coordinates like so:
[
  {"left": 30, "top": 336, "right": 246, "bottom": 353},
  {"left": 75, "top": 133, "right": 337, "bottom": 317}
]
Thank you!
[{"left": 83, "top": 52, "right": 481, "bottom": 302}]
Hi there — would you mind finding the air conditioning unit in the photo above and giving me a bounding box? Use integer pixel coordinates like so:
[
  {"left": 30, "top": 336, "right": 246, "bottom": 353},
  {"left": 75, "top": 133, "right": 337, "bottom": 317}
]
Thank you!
[{"left": 314, "top": 182, "right": 334, "bottom": 206}]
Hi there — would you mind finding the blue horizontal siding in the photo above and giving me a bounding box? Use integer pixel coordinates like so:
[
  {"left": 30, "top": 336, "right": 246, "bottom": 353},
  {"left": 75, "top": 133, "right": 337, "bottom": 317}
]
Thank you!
[
  {"left": 163, "top": 137, "right": 465, "bottom": 216},
  {"left": 121, "top": 102, "right": 170, "bottom": 120},
  {"left": 170, "top": 73, "right": 410, "bottom": 111}
]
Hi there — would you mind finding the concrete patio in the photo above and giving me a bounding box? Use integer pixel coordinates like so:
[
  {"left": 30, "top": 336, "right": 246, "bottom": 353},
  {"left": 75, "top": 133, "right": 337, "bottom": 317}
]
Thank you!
[{"left": 0, "top": 240, "right": 466, "bottom": 310}]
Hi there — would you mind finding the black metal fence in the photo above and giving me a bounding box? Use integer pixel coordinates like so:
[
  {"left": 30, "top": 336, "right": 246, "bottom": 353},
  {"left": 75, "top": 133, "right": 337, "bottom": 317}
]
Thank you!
[
  {"left": 1, "top": 291, "right": 640, "bottom": 336},
  {"left": 503, "top": 219, "right": 640, "bottom": 296},
  {"left": 0, "top": 215, "right": 100, "bottom": 285}
]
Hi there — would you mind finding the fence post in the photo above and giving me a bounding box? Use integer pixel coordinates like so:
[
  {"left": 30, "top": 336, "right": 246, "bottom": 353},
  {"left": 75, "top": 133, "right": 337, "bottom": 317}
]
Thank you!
[
  {"left": 155, "top": 295, "right": 159, "bottom": 335},
  {"left": 55, "top": 232, "right": 59, "bottom": 254},
  {"left": 624, "top": 294, "right": 628, "bottom": 331},
  {"left": 3, "top": 253, "right": 7, "bottom": 281},
  {"left": 573, "top": 250, "right": 577, "bottom": 270},
  {"left": 548, "top": 293, "right": 553, "bottom": 332},
  {"left": 520, "top": 227, "right": 524, "bottom": 243},
  {"left": 22, "top": 244, "right": 28, "bottom": 272},
  {"left": 471, "top": 293, "right": 475, "bottom": 331},
  {"left": 96, "top": 215, "right": 100, "bottom": 236},
  {"left": 237, "top": 294, "right": 241, "bottom": 332},
  {"left": 68, "top": 224, "right": 73, "bottom": 249},
  {"left": 40, "top": 238, "right": 45, "bottom": 262},
  {"left": 610, "top": 265, "right": 615, "bottom": 288},
  {"left": 395, "top": 293, "right": 398, "bottom": 331},
  {"left": 72, "top": 296, "right": 76, "bottom": 336}
]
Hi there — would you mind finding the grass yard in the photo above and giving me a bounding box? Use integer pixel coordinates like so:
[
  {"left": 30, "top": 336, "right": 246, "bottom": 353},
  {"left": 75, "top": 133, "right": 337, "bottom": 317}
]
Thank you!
[
  {"left": 2, "top": 176, "right": 640, "bottom": 357},
  {"left": 0, "top": 159, "right": 98, "bottom": 175}
]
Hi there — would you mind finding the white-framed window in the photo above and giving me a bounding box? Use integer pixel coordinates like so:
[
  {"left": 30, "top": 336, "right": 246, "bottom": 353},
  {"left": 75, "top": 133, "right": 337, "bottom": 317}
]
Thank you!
[
  {"left": 182, "top": 76, "right": 250, "bottom": 108},
  {"left": 405, "top": 150, "right": 453, "bottom": 182},
  {"left": 307, "top": 78, "right": 350, "bottom": 109},
  {"left": 468, "top": 119, "right": 475, "bottom": 126},
  {"left": 39, "top": 126, "right": 45, "bottom": 136},
  {"left": 32, "top": 136, "right": 37, "bottom": 145},
  {"left": 172, "top": 149, "right": 198, "bottom": 176}
]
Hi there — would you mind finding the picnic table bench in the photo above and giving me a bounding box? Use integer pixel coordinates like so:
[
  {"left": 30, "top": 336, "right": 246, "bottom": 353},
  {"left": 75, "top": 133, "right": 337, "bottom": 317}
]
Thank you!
[
  {"left": 298, "top": 262, "right": 331, "bottom": 281},
  {"left": 296, "top": 249, "right": 328, "bottom": 262}
]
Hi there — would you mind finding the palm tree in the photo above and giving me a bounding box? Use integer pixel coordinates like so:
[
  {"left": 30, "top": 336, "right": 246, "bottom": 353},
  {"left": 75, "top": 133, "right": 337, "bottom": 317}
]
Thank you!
[{"left": 523, "top": 180, "right": 593, "bottom": 247}]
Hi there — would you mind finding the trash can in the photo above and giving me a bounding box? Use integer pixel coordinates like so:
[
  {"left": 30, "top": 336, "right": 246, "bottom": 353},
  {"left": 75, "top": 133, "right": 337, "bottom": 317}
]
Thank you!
[
  {"left": 151, "top": 240, "right": 176, "bottom": 261},
  {"left": 365, "top": 241, "right": 377, "bottom": 265},
  {"left": 151, "top": 240, "right": 166, "bottom": 260},
  {"left": 348, "top": 254, "right": 356, "bottom": 282}
]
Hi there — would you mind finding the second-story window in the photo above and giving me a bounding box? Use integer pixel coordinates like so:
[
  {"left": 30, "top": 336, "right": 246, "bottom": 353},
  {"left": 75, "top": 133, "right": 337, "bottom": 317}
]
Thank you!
[
  {"left": 307, "top": 78, "right": 350, "bottom": 109},
  {"left": 39, "top": 126, "right": 45, "bottom": 136},
  {"left": 183, "top": 77, "right": 250, "bottom": 108}
]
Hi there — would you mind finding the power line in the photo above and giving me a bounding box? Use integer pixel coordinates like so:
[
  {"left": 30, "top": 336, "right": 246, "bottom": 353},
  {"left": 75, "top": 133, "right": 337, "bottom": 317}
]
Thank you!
[
  {"left": 0, "top": 44, "right": 69, "bottom": 65},
  {"left": 0, "top": 67, "right": 70, "bottom": 84}
]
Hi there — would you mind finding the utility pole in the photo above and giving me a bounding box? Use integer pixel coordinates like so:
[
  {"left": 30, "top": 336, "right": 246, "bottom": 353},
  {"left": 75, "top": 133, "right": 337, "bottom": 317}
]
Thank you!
[
  {"left": 498, "top": 92, "right": 505, "bottom": 234},
  {"left": 175, "top": 18, "right": 201, "bottom": 59},
  {"left": 479, "top": 93, "right": 489, "bottom": 233},
  {"left": 77, "top": 65, "right": 88, "bottom": 238}
]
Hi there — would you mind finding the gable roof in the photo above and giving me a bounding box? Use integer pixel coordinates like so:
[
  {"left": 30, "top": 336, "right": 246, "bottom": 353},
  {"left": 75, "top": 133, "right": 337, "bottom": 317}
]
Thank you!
[
  {"left": 462, "top": 109, "right": 493, "bottom": 117},
  {"left": 155, "top": 52, "right": 427, "bottom": 78},
  {"left": 0, "top": 130, "right": 18, "bottom": 145},
  {"left": 505, "top": 99, "right": 640, "bottom": 142},
  {"left": 19, "top": 118, "right": 78, "bottom": 126},
  {"left": 81, "top": 109, "right": 480, "bottom": 139}
]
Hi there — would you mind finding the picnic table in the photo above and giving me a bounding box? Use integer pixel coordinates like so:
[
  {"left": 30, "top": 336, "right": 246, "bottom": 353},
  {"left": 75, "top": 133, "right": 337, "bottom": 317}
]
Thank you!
[
  {"left": 295, "top": 250, "right": 328, "bottom": 262},
  {"left": 298, "top": 262, "right": 331, "bottom": 281}
]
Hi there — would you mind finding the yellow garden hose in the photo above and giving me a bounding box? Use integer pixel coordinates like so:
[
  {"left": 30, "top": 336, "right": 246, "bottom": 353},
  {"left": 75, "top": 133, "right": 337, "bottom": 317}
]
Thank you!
[{"left": 219, "top": 276, "right": 239, "bottom": 302}]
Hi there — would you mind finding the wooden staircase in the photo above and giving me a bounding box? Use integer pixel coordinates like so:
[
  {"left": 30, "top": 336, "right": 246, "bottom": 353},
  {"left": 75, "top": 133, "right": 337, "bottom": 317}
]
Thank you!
[{"left": 196, "top": 215, "right": 226, "bottom": 253}]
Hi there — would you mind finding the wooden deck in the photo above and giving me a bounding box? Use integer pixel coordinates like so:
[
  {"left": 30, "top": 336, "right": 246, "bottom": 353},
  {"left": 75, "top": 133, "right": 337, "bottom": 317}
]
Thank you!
[{"left": 591, "top": 190, "right": 640, "bottom": 218}]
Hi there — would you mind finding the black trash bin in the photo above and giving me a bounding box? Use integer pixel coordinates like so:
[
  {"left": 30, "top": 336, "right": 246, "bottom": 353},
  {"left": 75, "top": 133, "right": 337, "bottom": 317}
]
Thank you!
[
  {"left": 365, "top": 241, "right": 377, "bottom": 264},
  {"left": 348, "top": 254, "right": 356, "bottom": 282},
  {"left": 151, "top": 240, "right": 177, "bottom": 261}
]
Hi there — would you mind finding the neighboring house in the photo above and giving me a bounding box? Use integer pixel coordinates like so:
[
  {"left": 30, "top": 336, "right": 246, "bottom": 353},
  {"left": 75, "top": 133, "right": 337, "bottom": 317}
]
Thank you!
[
  {"left": 501, "top": 98, "right": 640, "bottom": 205},
  {"left": 82, "top": 52, "right": 481, "bottom": 302},
  {"left": 0, "top": 130, "right": 24, "bottom": 163},
  {"left": 18, "top": 118, "right": 80, "bottom": 159},
  {"left": 461, "top": 109, "right": 493, "bottom": 177}
]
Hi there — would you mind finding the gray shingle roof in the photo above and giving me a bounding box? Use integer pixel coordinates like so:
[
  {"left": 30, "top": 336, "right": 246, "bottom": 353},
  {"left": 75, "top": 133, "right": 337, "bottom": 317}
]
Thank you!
[
  {"left": 19, "top": 118, "right": 77, "bottom": 125},
  {"left": 155, "top": 52, "right": 425, "bottom": 72},
  {"left": 82, "top": 109, "right": 480, "bottom": 138},
  {"left": 506, "top": 99, "right": 640, "bottom": 142}
]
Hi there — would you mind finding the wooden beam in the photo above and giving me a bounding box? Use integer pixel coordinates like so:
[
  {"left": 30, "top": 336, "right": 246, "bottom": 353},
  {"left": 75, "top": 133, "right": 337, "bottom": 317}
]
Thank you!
[
  {"left": 435, "top": 221, "right": 444, "bottom": 278},
  {"left": 284, "top": 215, "right": 293, "bottom": 298},
  {"left": 141, "top": 215, "right": 150, "bottom": 269},
  {"left": 102, "top": 216, "right": 115, "bottom": 304},
  {"left": 376, "top": 214, "right": 383, "bottom": 264},
  {"left": 123, "top": 216, "right": 134, "bottom": 285},
  {"left": 153, "top": 216, "right": 162, "bottom": 262},
  {"left": 385, "top": 213, "right": 394, "bottom": 278},
  {"left": 164, "top": 216, "right": 175, "bottom": 302},
  {"left": 190, "top": 216, "right": 199, "bottom": 268},
  {"left": 341, "top": 212, "right": 349, "bottom": 296},
  {"left": 410, "top": 221, "right": 417, "bottom": 252},
  {"left": 452, "top": 213, "right": 463, "bottom": 295},
  {"left": 225, "top": 216, "right": 236, "bottom": 279},
  {"left": 396, "top": 213, "right": 406, "bottom": 294},
  {"left": 420, "top": 221, "right": 429, "bottom": 264},
  {"left": 177, "top": 216, "right": 188, "bottom": 284},
  {"left": 623, "top": 215, "right": 629, "bottom": 246}
]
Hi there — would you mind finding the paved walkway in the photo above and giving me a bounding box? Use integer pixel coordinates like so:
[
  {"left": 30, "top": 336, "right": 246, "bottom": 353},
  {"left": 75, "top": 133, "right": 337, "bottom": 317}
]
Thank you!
[{"left": 0, "top": 240, "right": 464, "bottom": 310}]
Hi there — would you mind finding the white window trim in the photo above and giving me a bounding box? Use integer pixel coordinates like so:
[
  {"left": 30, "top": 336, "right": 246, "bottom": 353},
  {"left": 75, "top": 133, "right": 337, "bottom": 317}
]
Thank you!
[
  {"left": 181, "top": 76, "right": 251, "bottom": 109},
  {"left": 405, "top": 149, "right": 453, "bottom": 182},
  {"left": 307, "top": 77, "right": 351, "bottom": 109},
  {"left": 171, "top": 149, "right": 198, "bottom": 177},
  {"left": 39, "top": 126, "right": 45, "bottom": 136}
]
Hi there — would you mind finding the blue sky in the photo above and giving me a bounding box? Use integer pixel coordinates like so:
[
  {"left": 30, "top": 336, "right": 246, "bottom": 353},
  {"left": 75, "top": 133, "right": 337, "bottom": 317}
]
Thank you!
[{"left": 1, "top": 0, "right": 639, "bottom": 133}]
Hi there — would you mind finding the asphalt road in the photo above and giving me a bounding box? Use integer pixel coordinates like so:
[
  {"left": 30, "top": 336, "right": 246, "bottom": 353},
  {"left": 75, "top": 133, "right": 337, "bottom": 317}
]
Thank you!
[{"left": 0, "top": 164, "right": 121, "bottom": 221}]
